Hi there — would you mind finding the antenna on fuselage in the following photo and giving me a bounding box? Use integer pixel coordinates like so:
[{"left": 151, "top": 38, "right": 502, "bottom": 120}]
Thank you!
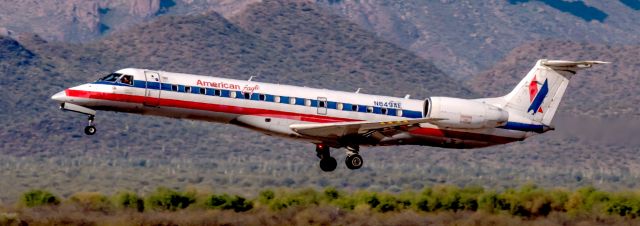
[
  {"left": 248, "top": 72, "right": 260, "bottom": 81},
  {"left": 355, "top": 88, "right": 361, "bottom": 93},
  {"left": 404, "top": 94, "right": 411, "bottom": 99}
]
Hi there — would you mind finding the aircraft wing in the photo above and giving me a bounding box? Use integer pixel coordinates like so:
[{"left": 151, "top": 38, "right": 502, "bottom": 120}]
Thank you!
[{"left": 290, "top": 118, "right": 443, "bottom": 138}]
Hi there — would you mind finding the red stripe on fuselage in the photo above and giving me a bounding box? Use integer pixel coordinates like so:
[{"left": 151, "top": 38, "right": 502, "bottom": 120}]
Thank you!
[
  {"left": 64, "top": 89, "right": 521, "bottom": 144},
  {"left": 65, "top": 89, "right": 357, "bottom": 123}
]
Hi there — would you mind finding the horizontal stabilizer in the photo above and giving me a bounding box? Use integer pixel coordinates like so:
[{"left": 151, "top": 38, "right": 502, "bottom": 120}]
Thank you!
[{"left": 542, "top": 60, "right": 610, "bottom": 69}]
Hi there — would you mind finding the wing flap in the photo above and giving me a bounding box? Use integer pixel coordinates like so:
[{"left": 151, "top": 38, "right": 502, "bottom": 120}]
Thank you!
[{"left": 290, "top": 118, "right": 443, "bottom": 138}]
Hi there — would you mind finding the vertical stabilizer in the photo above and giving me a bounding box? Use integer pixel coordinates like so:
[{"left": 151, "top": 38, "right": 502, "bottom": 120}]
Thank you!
[{"left": 502, "top": 59, "right": 608, "bottom": 125}]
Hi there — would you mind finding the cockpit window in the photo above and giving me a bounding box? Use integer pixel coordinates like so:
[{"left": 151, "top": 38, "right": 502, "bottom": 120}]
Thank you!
[
  {"left": 118, "top": 75, "right": 134, "bottom": 85},
  {"left": 98, "top": 73, "right": 122, "bottom": 82}
]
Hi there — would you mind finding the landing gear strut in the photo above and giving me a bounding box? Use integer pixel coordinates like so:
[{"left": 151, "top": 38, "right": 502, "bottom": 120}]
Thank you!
[
  {"left": 316, "top": 144, "right": 337, "bottom": 172},
  {"left": 345, "top": 146, "right": 363, "bottom": 170},
  {"left": 84, "top": 115, "right": 96, "bottom": 135}
]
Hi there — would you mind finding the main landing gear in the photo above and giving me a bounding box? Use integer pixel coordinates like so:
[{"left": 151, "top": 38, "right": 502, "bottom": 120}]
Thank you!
[
  {"left": 315, "top": 144, "right": 363, "bottom": 172},
  {"left": 84, "top": 115, "right": 96, "bottom": 135},
  {"left": 316, "top": 144, "right": 337, "bottom": 172},
  {"left": 345, "top": 146, "right": 363, "bottom": 170}
]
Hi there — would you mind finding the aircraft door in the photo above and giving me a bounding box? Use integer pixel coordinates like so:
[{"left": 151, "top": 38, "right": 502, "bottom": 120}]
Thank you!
[
  {"left": 317, "top": 97, "right": 327, "bottom": 115},
  {"left": 143, "top": 71, "right": 161, "bottom": 106}
]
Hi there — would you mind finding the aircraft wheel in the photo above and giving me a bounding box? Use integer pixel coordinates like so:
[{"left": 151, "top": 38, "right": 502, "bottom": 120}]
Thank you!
[
  {"left": 84, "top": 126, "right": 96, "bottom": 135},
  {"left": 345, "top": 154, "right": 363, "bottom": 170},
  {"left": 319, "top": 157, "right": 337, "bottom": 172}
]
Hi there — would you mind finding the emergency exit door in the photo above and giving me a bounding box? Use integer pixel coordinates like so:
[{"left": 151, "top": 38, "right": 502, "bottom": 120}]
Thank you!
[
  {"left": 144, "top": 71, "right": 161, "bottom": 106},
  {"left": 317, "top": 97, "right": 327, "bottom": 115}
]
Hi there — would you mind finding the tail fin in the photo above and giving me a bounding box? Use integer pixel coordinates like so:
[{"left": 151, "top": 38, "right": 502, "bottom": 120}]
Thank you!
[{"left": 502, "top": 59, "right": 609, "bottom": 125}]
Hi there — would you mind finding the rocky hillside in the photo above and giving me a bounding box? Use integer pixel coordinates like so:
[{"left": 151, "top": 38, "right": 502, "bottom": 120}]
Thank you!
[
  {"left": 467, "top": 40, "right": 639, "bottom": 118},
  {"left": 320, "top": 1, "right": 640, "bottom": 79},
  {"left": 0, "top": 0, "right": 259, "bottom": 42},
  {"left": 4, "top": 0, "right": 637, "bottom": 82}
]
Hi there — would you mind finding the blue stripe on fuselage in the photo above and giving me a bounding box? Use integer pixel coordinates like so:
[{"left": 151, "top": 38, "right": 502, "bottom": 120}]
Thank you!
[
  {"left": 90, "top": 80, "right": 425, "bottom": 118},
  {"left": 498, "top": 122, "right": 545, "bottom": 133}
]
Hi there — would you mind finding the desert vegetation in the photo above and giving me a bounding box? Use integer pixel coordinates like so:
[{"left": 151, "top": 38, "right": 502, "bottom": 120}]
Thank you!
[{"left": 3, "top": 185, "right": 640, "bottom": 225}]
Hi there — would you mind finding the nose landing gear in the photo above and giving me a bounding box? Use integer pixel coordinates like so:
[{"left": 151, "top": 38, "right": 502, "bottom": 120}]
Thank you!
[
  {"left": 84, "top": 115, "right": 96, "bottom": 135},
  {"left": 58, "top": 102, "right": 98, "bottom": 136}
]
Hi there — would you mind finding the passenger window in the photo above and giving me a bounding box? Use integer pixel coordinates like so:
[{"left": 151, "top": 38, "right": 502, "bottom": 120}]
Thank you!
[
  {"left": 352, "top": 105, "right": 358, "bottom": 112},
  {"left": 199, "top": 87, "right": 205, "bottom": 94},
  {"left": 230, "top": 91, "right": 237, "bottom": 98},
  {"left": 214, "top": 89, "right": 221, "bottom": 96},
  {"left": 319, "top": 100, "right": 326, "bottom": 108},
  {"left": 119, "top": 75, "right": 133, "bottom": 85},
  {"left": 289, "top": 97, "right": 296, "bottom": 105},
  {"left": 337, "top": 103, "right": 343, "bottom": 110},
  {"left": 259, "top": 94, "right": 266, "bottom": 101},
  {"left": 366, "top": 106, "right": 373, "bottom": 113},
  {"left": 397, "top": 109, "right": 403, "bottom": 117},
  {"left": 244, "top": 92, "right": 251, "bottom": 99},
  {"left": 381, "top": 108, "right": 388, "bottom": 115},
  {"left": 304, "top": 99, "right": 311, "bottom": 106},
  {"left": 185, "top": 86, "right": 191, "bottom": 93},
  {"left": 171, "top": 85, "right": 178, "bottom": 91},
  {"left": 274, "top": 96, "right": 280, "bottom": 103}
]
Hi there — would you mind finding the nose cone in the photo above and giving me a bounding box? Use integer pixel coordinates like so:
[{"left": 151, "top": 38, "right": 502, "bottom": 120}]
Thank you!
[{"left": 51, "top": 90, "right": 67, "bottom": 102}]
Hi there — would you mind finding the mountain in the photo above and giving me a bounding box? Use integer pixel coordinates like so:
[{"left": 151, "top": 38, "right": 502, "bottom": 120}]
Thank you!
[
  {"left": 0, "top": 0, "right": 259, "bottom": 43},
  {"left": 1, "top": 0, "right": 469, "bottom": 159},
  {"left": 320, "top": 1, "right": 640, "bottom": 79},
  {"left": 467, "top": 40, "right": 640, "bottom": 118},
  {"left": 5, "top": 0, "right": 638, "bottom": 82}
]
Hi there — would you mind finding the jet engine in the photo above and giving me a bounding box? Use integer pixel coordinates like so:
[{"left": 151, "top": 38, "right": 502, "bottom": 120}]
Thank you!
[{"left": 426, "top": 97, "right": 509, "bottom": 129}]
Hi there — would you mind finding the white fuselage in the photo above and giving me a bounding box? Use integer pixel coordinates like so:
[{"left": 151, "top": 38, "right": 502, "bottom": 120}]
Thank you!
[{"left": 52, "top": 68, "right": 534, "bottom": 149}]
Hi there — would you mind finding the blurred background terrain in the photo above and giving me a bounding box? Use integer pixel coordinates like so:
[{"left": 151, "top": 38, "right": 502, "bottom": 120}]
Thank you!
[{"left": 0, "top": 0, "right": 638, "bottom": 204}]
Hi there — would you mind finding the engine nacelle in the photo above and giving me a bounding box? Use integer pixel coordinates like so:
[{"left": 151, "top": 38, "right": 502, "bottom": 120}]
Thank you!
[{"left": 426, "top": 97, "right": 509, "bottom": 129}]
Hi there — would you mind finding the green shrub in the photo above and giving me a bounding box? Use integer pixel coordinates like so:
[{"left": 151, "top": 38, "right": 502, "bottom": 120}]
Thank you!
[
  {"left": 548, "top": 189, "right": 569, "bottom": 212},
  {"left": 269, "top": 196, "right": 304, "bottom": 210},
  {"left": 268, "top": 188, "right": 321, "bottom": 210},
  {"left": 323, "top": 187, "right": 340, "bottom": 201},
  {"left": 258, "top": 189, "right": 275, "bottom": 205},
  {"left": 69, "top": 192, "right": 112, "bottom": 212},
  {"left": 415, "top": 196, "right": 433, "bottom": 212},
  {"left": 20, "top": 189, "right": 60, "bottom": 207},
  {"left": 478, "top": 191, "right": 499, "bottom": 213},
  {"left": 605, "top": 193, "right": 640, "bottom": 217},
  {"left": 146, "top": 187, "right": 196, "bottom": 211},
  {"left": 113, "top": 191, "right": 144, "bottom": 212},
  {"left": 376, "top": 195, "right": 398, "bottom": 212},
  {"left": 566, "top": 186, "right": 609, "bottom": 214},
  {"left": 358, "top": 192, "right": 381, "bottom": 209},
  {"left": 204, "top": 194, "right": 253, "bottom": 212},
  {"left": 492, "top": 185, "right": 556, "bottom": 217}
]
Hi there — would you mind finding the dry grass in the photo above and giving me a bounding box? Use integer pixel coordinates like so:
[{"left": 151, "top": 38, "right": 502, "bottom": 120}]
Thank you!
[{"left": 2, "top": 204, "right": 639, "bottom": 226}]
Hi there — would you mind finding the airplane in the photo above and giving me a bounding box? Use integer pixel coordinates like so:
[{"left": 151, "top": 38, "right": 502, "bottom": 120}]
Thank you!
[{"left": 51, "top": 59, "right": 608, "bottom": 172}]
